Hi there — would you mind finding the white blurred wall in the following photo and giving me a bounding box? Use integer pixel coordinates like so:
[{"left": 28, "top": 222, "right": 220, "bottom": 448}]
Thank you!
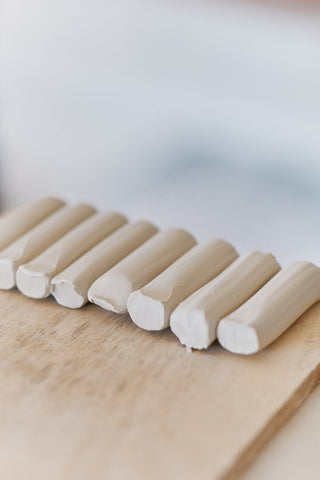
[{"left": 1, "top": 0, "right": 320, "bottom": 263}]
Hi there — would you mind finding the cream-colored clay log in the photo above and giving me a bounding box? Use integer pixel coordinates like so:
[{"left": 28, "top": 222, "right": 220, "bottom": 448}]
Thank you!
[
  {"left": 217, "top": 261, "right": 320, "bottom": 355},
  {"left": 0, "top": 203, "right": 98, "bottom": 290},
  {"left": 0, "top": 197, "right": 65, "bottom": 251},
  {"left": 88, "top": 228, "right": 196, "bottom": 314},
  {"left": 51, "top": 220, "right": 160, "bottom": 309},
  {"left": 127, "top": 239, "right": 239, "bottom": 331},
  {"left": 16, "top": 211, "right": 128, "bottom": 299},
  {"left": 170, "top": 251, "right": 280, "bottom": 350}
]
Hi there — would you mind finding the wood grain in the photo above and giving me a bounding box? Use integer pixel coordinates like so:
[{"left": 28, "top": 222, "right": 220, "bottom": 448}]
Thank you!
[
  {"left": 242, "top": 384, "right": 320, "bottom": 480},
  {"left": 0, "top": 290, "right": 319, "bottom": 480}
]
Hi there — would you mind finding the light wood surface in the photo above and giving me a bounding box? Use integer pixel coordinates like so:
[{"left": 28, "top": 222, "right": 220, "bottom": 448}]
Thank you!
[
  {"left": 0, "top": 289, "right": 319, "bottom": 480},
  {"left": 241, "top": 383, "right": 320, "bottom": 480}
]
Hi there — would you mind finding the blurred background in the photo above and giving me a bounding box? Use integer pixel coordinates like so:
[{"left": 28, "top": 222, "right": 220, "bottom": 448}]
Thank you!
[{"left": 1, "top": 0, "right": 320, "bottom": 265}]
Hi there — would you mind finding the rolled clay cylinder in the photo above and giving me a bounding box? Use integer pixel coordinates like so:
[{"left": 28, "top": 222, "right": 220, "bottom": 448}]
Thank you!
[
  {"left": 0, "top": 203, "right": 98, "bottom": 290},
  {"left": 217, "top": 261, "right": 320, "bottom": 355},
  {"left": 51, "top": 220, "right": 160, "bottom": 309},
  {"left": 170, "top": 251, "right": 280, "bottom": 350},
  {"left": 0, "top": 196, "right": 65, "bottom": 251},
  {"left": 16, "top": 211, "right": 128, "bottom": 299},
  {"left": 127, "top": 238, "right": 239, "bottom": 331},
  {"left": 88, "top": 228, "right": 196, "bottom": 314}
]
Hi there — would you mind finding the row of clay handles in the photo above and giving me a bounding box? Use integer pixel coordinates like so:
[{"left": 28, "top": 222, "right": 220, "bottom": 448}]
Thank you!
[{"left": 1, "top": 196, "right": 319, "bottom": 355}]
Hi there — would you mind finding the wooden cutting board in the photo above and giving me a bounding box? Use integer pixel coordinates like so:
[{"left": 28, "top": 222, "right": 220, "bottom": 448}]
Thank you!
[{"left": 0, "top": 289, "right": 319, "bottom": 480}]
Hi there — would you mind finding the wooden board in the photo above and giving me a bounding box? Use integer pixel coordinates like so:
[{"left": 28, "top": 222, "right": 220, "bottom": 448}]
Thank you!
[
  {"left": 242, "top": 385, "right": 320, "bottom": 479},
  {"left": 0, "top": 289, "right": 319, "bottom": 480}
]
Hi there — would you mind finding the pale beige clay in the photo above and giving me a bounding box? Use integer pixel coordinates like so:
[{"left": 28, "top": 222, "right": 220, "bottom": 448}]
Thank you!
[
  {"left": 170, "top": 251, "right": 280, "bottom": 350},
  {"left": 127, "top": 239, "right": 238, "bottom": 331},
  {"left": 88, "top": 228, "right": 196, "bottom": 314},
  {"left": 0, "top": 204, "right": 98, "bottom": 290},
  {"left": 16, "top": 211, "right": 126, "bottom": 299},
  {"left": 217, "top": 261, "right": 320, "bottom": 355},
  {"left": 51, "top": 220, "right": 161, "bottom": 309},
  {"left": 0, "top": 196, "right": 64, "bottom": 251}
]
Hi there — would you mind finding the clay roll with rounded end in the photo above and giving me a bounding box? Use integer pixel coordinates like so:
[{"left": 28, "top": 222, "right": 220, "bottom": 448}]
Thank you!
[
  {"left": 88, "top": 228, "right": 196, "bottom": 314},
  {"left": 0, "top": 196, "right": 65, "bottom": 251},
  {"left": 127, "top": 238, "right": 239, "bottom": 331},
  {"left": 16, "top": 210, "right": 126, "bottom": 299},
  {"left": 0, "top": 203, "right": 101, "bottom": 290},
  {"left": 170, "top": 251, "right": 280, "bottom": 350},
  {"left": 51, "top": 220, "right": 162, "bottom": 309},
  {"left": 217, "top": 261, "right": 320, "bottom": 355}
]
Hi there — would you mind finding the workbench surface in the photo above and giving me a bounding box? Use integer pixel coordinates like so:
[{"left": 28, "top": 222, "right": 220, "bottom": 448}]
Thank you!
[{"left": 0, "top": 290, "right": 319, "bottom": 480}]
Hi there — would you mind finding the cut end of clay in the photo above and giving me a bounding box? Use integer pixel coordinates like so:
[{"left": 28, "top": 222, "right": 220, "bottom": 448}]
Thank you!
[
  {"left": 170, "top": 309, "right": 211, "bottom": 350},
  {"left": 88, "top": 273, "right": 132, "bottom": 314},
  {"left": 16, "top": 266, "right": 51, "bottom": 299},
  {"left": 0, "top": 258, "right": 16, "bottom": 290},
  {"left": 217, "top": 319, "right": 260, "bottom": 355},
  {"left": 51, "top": 280, "right": 86, "bottom": 309},
  {"left": 127, "top": 291, "right": 168, "bottom": 331},
  {"left": 89, "top": 296, "right": 123, "bottom": 313}
]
